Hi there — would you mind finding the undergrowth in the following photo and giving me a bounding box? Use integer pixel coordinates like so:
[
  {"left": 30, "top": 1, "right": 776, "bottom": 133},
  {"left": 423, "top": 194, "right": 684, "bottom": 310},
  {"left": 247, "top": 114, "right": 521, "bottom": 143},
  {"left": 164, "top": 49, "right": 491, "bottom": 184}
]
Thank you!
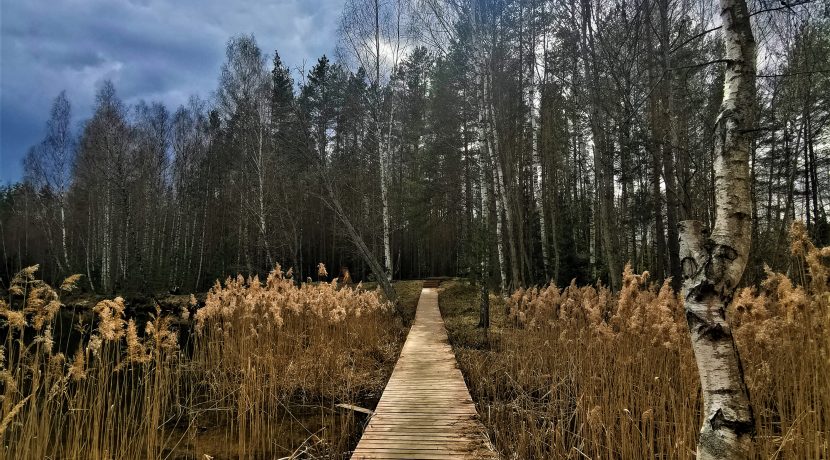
[
  {"left": 1, "top": 265, "right": 420, "bottom": 459},
  {"left": 441, "top": 222, "right": 829, "bottom": 459}
]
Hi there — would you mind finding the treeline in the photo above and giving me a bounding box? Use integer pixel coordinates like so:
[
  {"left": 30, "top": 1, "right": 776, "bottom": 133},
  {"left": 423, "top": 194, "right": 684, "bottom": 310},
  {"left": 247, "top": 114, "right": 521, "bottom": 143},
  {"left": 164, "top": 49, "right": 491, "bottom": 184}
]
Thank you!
[{"left": 1, "top": 0, "right": 828, "bottom": 294}]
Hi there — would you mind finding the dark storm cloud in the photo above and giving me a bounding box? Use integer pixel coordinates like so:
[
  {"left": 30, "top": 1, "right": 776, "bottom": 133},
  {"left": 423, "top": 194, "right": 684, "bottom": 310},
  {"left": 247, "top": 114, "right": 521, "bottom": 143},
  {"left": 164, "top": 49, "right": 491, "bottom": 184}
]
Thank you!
[{"left": 1, "top": 0, "right": 345, "bottom": 183}]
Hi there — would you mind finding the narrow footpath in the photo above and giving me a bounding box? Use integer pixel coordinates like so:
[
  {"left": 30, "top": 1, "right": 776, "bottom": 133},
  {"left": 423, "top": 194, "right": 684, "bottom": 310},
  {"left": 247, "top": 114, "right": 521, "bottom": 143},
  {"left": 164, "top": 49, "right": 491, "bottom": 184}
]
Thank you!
[{"left": 351, "top": 286, "right": 495, "bottom": 459}]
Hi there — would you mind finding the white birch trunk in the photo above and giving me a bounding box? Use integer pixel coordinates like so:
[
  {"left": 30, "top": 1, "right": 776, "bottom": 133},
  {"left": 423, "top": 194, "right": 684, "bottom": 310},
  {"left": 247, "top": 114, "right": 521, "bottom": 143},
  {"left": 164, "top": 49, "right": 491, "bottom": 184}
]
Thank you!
[
  {"left": 172, "top": 206, "right": 181, "bottom": 286},
  {"left": 529, "top": 69, "right": 549, "bottom": 280},
  {"left": 378, "top": 126, "right": 392, "bottom": 280},
  {"left": 485, "top": 76, "right": 520, "bottom": 290},
  {"left": 680, "top": 0, "right": 757, "bottom": 456},
  {"left": 380, "top": 114, "right": 393, "bottom": 281},
  {"left": 158, "top": 201, "right": 167, "bottom": 274},
  {"left": 478, "top": 136, "right": 491, "bottom": 328},
  {"left": 467, "top": 0, "right": 508, "bottom": 295},
  {"left": 120, "top": 201, "right": 129, "bottom": 283},
  {"left": 195, "top": 193, "right": 207, "bottom": 291},
  {"left": 257, "top": 121, "right": 273, "bottom": 267},
  {"left": 187, "top": 217, "right": 196, "bottom": 279},
  {"left": 237, "top": 192, "right": 244, "bottom": 269},
  {"left": 489, "top": 145, "right": 508, "bottom": 296},
  {"left": 371, "top": 0, "right": 393, "bottom": 282},
  {"left": 101, "top": 192, "right": 111, "bottom": 292},
  {"left": 60, "top": 204, "right": 70, "bottom": 272},
  {"left": 86, "top": 205, "right": 95, "bottom": 292},
  {"left": 527, "top": 1, "right": 550, "bottom": 280}
]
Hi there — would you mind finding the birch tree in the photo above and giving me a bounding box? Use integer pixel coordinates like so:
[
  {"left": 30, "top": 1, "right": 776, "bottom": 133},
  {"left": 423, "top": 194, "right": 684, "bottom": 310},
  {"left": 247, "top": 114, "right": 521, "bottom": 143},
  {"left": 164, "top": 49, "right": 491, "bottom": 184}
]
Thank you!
[
  {"left": 679, "top": 0, "right": 757, "bottom": 456},
  {"left": 217, "top": 35, "right": 274, "bottom": 268},
  {"left": 74, "top": 81, "right": 133, "bottom": 292},
  {"left": 527, "top": 0, "right": 551, "bottom": 281},
  {"left": 340, "top": 0, "right": 411, "bottom": 280},
  {"left": 23, "top": 91, "right": 75, "bottom": 274},
  {"left": 469, "top": 0, "right": 509, "bottom": 295},
  {"left": 295, "top": 59, "right": 399, "bottom": 306}
]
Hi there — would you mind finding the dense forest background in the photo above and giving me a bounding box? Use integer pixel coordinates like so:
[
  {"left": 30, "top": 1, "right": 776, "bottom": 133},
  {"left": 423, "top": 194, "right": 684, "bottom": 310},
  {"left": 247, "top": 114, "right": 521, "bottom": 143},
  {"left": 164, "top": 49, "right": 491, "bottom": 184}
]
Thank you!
[{"left": 1, "top": 0, "right": 827, "bottom": 294}]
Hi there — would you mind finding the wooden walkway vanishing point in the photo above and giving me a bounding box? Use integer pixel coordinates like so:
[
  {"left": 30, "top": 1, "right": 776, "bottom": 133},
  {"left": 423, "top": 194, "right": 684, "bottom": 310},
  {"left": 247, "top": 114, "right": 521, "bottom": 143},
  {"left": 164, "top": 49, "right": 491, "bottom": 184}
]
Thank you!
[{"left": 351, "top": 285, "right": 496, "bottom": 459}]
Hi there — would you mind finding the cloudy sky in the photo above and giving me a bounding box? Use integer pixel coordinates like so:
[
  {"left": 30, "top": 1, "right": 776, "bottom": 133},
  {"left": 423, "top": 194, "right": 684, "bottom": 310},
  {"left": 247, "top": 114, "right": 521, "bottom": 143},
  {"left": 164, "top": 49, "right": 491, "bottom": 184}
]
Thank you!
[{"left": 0, "top": 0, "right": 345, "bottom": 184}]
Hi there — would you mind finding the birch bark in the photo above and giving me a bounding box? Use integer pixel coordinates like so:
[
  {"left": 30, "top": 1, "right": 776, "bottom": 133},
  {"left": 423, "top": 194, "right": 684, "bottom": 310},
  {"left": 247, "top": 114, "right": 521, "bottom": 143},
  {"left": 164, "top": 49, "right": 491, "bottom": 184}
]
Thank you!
[
  {"left": 470, "top": 1, "right": 507, "bottom": 295},
  {"left": 679, "top": 0, "right": 757, "bottom": 456},
  {"left": 478, "top": 130, "right": 491, "bottom": 329}
]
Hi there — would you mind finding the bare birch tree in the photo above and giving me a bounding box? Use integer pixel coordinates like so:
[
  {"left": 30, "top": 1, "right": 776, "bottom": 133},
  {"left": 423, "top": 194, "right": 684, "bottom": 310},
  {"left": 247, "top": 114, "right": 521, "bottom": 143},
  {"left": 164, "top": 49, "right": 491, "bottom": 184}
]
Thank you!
[
  {"left": 217, "top": 35, "right": 274, "bottom": 268},
  {"left": 24, "top": 91, "right": 75, "bottom": 274},
  {"left": 340, "top": 0, "right": 412, "bottom": 280},
  {"left": 679, "top": 0, "right": 757, "bottom": 456}
]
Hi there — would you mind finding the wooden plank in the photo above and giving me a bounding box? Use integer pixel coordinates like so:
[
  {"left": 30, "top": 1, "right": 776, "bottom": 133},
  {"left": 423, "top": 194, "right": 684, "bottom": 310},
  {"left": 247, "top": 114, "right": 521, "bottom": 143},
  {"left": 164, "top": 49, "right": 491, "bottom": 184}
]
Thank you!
[{"left": 351, "top": 288, "right": 496, "bottom": 459}]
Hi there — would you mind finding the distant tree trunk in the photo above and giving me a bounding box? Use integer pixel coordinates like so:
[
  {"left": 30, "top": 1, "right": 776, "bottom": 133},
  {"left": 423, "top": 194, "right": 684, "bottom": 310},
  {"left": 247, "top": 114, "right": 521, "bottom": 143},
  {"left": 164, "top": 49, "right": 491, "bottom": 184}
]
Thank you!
[
  {"left": 659, "top": 0, "right": 681, "bottom": 289},
  {"left": 195, "top": 182, "right": 208, "bottom": 290},
  {"left": 582, "top": 0, "right": 620, "bottom": 290},
  {"left": 485, "top": 75, "right": 518, "bottom": 292},
  {"left": 652, "top": 140, "right": 667, "bottom": 283},
  {"left": 647, "top": 4, "right": 667, "bottom": 283},
  {"left": 101, "top": 192, "right": 111, "bottom": 292},
  {"left": 478, "top": 279, "right": 490, "bottom": 329},
  {"left": 257, "top": 117, "right": 275, "bottom": 269},
  {"left": 86, "top": 206, "right": 96, "bottom": 292},
  {"left": 327, "top": 180, "right": 398, "bottom": 306},
  {"left": 372, "top": 0, "right": 393, "bottom": 281},
  {"left": 478, "top": 140, "right": 491, "bottom": 329},
  {"left": 529, "top": 70, "right": 550, "bottom": 281},
  {"left": 679, "top": 0, "right": 757, "bottom": 456},
  {"left": 59, "top": 204, "right": 70, "bottom": 272},
  {"left": 490, "top": 152, "right": 509, "bottom": 295},
  {"left": 471, "top": 2, "right": 507, "bottom": 296},
  {"left": 549, "top": 170, "right": 560, "bottom": 284},
  {"left": 592, "top": 126, "right": 620, "bottom": 291}
]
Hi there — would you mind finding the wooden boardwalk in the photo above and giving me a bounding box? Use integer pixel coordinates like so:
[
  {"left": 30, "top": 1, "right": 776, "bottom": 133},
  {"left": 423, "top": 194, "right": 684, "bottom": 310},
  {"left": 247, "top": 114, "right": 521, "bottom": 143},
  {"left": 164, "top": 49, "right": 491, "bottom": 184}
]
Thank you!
[{"left": 351, "top": 287, "right": 495, "bottom": 459}]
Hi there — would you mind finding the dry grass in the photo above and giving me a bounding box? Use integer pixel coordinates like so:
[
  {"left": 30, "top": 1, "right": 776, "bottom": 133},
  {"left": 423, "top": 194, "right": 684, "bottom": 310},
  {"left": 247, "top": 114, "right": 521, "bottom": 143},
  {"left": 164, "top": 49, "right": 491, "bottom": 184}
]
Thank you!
[
  {"left": 440, "top": 223, "right": 829, "bottom": 459},
  {"left": 1, "top": 264, "right": 421, "bottom": 459}
]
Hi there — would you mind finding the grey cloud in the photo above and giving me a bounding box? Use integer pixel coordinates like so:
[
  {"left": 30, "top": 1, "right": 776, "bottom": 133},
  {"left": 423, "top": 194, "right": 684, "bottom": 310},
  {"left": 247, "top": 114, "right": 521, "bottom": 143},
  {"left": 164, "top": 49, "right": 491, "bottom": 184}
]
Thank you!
[{"left": 1, "top": 0, "right": 345, "bottom": 183}]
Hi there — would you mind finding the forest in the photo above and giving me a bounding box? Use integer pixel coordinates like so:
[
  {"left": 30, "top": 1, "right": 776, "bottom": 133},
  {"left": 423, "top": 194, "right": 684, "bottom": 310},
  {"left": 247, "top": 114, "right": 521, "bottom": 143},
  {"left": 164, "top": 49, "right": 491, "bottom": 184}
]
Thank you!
[
  {"left": 1, "top": 0, "right": 829, "bottom": 458},
  {"left": 2, "top": 0, "right": 827, "bottom": 294}
]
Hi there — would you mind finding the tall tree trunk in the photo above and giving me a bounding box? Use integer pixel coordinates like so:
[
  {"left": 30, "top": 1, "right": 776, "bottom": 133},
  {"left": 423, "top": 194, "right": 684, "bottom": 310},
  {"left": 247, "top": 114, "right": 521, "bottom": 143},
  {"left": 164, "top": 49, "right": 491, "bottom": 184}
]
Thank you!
[
  {"left": 326, "top": 179, "right": 398, "bottom": 307},
  {"left": 375, "top": 0, "right": 393, "bottom": 281},
  {"left": 592, "top": 124, "right": 620, "bottom": 291},
  {"left": 485, "top": 72, "right": 520, "bottom": 292},
  {"left": 530, "top": 70, "right": 550, "bottom": 281},
  {"left": 679, "top": 0, "right": 757, "bottom": 456},
  {"left": 478, "top": 138, "right": 491, "bottom": 329},
  {"left": 659, "top": 0, "right": 681, "bottom": 288},
  {"left": 101, "top": 191, "right": 111, "bottom": 293},
  {"left": 471, "top": 2, "right": 507, "bottom": 295},
  {"left": 583, "top": 0, "right": 620, "bottom": 290},
  {"left": 86, "top": 206, "right": 96, "bottom": 292},
  {"left": 59, "top": 203, "right": 70, "bottom": 272},
  {"left": 647, "top": 2, "right": 667, "bottom": 283},
  {"left": 652, "top": 142, "right": 667, "bottom": 282},
  {"left": 487, "top": 136, "right": 508, "bottom": 295},
  {"left": 257, "top": 122, "right": 273, "bottom": 268}
]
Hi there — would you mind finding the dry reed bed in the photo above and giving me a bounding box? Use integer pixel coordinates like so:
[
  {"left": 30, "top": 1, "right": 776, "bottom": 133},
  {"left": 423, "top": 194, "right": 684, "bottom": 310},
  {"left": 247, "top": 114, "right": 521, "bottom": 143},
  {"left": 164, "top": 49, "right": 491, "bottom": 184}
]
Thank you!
[
  {"left": 1, "top": 265, "right": 413, "bottom": 459},
  {"left": 441, "top": 223, "right": 829, "bottom": 459}
]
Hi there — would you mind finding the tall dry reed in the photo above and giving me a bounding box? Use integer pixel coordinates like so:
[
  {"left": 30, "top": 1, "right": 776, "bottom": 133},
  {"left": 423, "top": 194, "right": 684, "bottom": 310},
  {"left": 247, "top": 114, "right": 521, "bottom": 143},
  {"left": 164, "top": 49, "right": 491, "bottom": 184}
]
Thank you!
[
  {"left": 442, "top": 222, "right": 828, "bottom": 459},
  {"left": 1, "top": 264, "right": 404, "bottom": 459}
]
